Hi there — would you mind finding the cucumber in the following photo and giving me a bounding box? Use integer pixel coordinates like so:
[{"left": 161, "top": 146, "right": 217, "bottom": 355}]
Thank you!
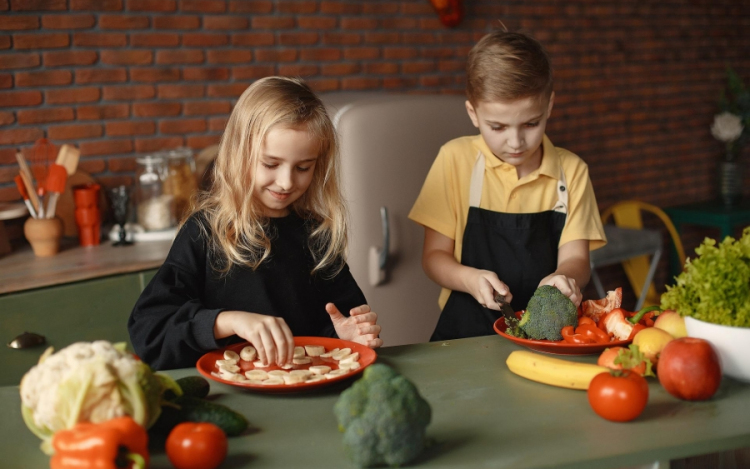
[
  {"left": 172, "top": 395, "right": 249, "bottom": 437},
  {"left": 176, "top": 376, "right": 211, "bottom": 399}
]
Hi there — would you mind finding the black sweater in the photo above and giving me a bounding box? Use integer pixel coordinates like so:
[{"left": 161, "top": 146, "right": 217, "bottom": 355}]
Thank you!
[{"left": 128, "top": 212, "right": 366, "bottom": 370}]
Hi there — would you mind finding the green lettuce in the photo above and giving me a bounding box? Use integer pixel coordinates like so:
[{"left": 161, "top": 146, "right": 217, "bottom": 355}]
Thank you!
[{"left": 661, "top": 227, "right": 750, "bottom": 327}]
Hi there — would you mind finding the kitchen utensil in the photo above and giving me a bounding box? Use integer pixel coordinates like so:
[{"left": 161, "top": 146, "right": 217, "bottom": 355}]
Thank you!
[
  {"left": 14, "top": 175, "right": 37, "bottom": 219},
  {"left": 55, "top": 170, "right": 97, "bottom": 237},
  {"left": 15, "top": 150, "right": 35, "bottom": 185},
  {"left": 494, "top": 290, "right": 516, "bottom": 322},
  {"left": 29, "top": 138, "right": 57, "bottom": 191},
  {"left": 23, "top": 217, "right": 63, "bottom": 257},
  {"left": 73, "top": 183, "right": 101, "bottom": 246},
  {"left": 55, "top": 144, "right": 80, "bottom": 176},
  {"left": 44, "top": 164, "right": 68, "bottom": 219},
  {"left": 18, "top": 169, "right": 42, "bottom": 218}
]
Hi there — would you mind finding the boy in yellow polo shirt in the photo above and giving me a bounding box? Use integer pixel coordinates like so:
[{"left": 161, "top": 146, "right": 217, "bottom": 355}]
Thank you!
[{"left": 409, "top": 30, "right": 606, "bottom": 341}]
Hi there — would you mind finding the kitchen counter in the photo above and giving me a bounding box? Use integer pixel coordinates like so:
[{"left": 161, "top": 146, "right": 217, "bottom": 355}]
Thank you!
[
  {"left": 3, "top": 335, "right": 749, "bottom": 468},
  {"left": 0, "top": 238, "right": 172, "bottom": 295},
  {"left": 0, "top": 239, "right": 172, "bottom": 386}
]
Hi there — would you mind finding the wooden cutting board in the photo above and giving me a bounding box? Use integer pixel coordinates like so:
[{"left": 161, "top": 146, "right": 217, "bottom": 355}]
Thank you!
[{"left": 55, "top": 170, "right": 106, "bottom": 238}]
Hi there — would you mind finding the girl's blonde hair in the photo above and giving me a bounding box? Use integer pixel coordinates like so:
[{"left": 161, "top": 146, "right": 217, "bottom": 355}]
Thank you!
[
  {"left": 466, "top": 30, "right": 553, "bottom": 106},
  {"left": 191, "top": 76, "right": 347, "bottom": 277}
]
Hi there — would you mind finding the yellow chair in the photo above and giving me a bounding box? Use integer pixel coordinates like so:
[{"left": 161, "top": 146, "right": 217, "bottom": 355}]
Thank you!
[{"left": 600, "top": 201, "right": 686, "bottom": 308}]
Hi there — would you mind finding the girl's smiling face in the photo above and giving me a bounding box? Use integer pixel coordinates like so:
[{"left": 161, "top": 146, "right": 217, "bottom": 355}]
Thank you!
[
  {"left": 253, "top": 125, "right": 319, "bottom": 217},
  {"left": 466, "top": 94, "right": 554, "bottom": 178}
]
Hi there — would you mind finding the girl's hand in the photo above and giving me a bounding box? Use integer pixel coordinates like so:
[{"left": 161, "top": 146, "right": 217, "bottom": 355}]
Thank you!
[
  {"left": 465, "top": 269, "right": 512, "bottom": 310},
  {"left": 214, "top": 311, "right": 295, "bottom": 366},
  {"left": 539, "top": 274, "right": 582, "bottom": 306},
  {"left": 326, "top": 303, "right": 383, "bottom": 349}
]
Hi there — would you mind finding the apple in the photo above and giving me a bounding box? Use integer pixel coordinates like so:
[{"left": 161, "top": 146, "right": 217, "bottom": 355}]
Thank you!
[
  {"left": 653, "top": 310, "right": 687, "bottom": 338},
  {"left": 632, "top": 327, "right": 674, "bottom": 365},
  {"left": 658, "top": 337, "right": 722, "bottom": 401}
]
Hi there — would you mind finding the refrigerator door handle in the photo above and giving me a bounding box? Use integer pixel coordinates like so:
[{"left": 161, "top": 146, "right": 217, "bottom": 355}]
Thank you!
[{"left": 368, "top": 206, "right": 389, "bottom": 286}]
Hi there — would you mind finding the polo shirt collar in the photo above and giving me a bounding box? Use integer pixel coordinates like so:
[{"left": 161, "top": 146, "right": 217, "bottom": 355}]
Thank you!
[{"left": 472, "top": 134, "right": 561, "bottom": 179}]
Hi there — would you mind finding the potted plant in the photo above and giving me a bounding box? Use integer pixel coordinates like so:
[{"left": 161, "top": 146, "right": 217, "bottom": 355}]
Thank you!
[
  {"left": 660, "top": 227, "right": 750, "bottom": 382},
  {"left": 712, "top": 67, "right": 750, "bottom": 205}
]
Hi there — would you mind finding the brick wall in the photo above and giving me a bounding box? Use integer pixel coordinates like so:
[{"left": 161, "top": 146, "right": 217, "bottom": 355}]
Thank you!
[{"left": 1, "top": 0, "right": 749, "bottom": 304}]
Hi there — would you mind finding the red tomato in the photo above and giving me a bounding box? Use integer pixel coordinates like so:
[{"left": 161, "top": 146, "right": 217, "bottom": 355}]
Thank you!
[
  {"left": 587, "top": 370, "right": 649, "bottom": 422},
  {"left": 166, "top": 422, "right": 228, "bottom": 469}
]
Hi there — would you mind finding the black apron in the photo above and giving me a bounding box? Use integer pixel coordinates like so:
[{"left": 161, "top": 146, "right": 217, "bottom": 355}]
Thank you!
[{"left": 430, "top": 151, "right": 568, "bottom": 341}]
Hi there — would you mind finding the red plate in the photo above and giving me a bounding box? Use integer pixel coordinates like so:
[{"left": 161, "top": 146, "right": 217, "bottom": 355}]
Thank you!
[
  {"left": 196, "top": 336, "right": 376, "bottom": 392},
  {"left": 493, "top": 316, "right": 632, "bottom": 355}
]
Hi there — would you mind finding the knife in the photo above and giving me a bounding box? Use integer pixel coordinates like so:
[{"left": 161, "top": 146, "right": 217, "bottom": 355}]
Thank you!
[{"left": 494, "top": 291, "right": 516, "bottom": 321}]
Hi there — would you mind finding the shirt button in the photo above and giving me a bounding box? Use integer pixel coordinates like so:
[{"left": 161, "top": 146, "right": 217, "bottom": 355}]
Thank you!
[{"left": 511, "top": 193, "right": 517, "bottom": 199}]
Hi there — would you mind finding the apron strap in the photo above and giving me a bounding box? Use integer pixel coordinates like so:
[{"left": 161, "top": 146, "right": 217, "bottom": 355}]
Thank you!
[
  {"left": 469, "top": 151, "right": 484, "bottom": 208},
  {"left": 469, "top": 151, "right": 569, "bottom": 214}
]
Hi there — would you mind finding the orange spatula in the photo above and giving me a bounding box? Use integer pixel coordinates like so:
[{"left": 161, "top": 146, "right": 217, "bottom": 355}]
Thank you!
[
  {"left": 14, "top": 174, "right": 37, "bottom": 219},
  {"left": 44, "top": 163, "right": 68, "bottom": 219}
]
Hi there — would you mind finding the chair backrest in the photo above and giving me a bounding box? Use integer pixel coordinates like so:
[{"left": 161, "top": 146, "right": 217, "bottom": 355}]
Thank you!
[{"left": 600, "top": 200, "right": 686, "bottom": 306}]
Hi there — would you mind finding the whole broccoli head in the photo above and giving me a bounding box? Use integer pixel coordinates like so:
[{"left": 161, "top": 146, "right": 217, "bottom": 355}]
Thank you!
[
  {"left": 334, "top": 364, "right": 432, "bottom": 468},
  {"left": 520, "top": 285, "right": 578, "bottom": 340}
]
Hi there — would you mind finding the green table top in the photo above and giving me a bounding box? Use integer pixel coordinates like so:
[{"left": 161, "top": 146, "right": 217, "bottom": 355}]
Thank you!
[{"left": 3, "top": 336, "right": 750, "bottom": 469}]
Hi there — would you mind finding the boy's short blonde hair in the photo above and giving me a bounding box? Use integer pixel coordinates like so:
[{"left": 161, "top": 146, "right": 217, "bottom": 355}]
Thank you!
[{"left": 466, "top": 30, "right": 553, "bottom": 106}]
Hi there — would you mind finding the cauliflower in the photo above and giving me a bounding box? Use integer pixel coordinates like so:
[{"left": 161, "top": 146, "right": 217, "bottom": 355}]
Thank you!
[{"left": 20, "top": 341, "right": 180, "bottom": 454}]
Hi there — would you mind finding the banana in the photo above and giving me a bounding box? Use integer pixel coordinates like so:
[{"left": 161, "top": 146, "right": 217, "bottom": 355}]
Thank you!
[{"left": 505, "top": 350, "right": 609, "bottom": 390}]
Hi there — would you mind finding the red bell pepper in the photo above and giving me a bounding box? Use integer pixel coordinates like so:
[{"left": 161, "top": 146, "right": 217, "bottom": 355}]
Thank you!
[
  {"left": 50, "top": 416, "right": 149, "bottom": 469},
  {"left": 575, "top": 323, "right": 611, "bottom": 344},
  {"left": 601, "top": 308, "right": 635, "bottom": 341},
  {"left": 561, "top": 325, "right": 595, "bottom": 344}
]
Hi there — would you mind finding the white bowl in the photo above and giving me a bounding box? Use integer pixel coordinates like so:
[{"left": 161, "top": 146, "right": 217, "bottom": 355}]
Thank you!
[{"left": 684, "top": 316, "right": 750, "bottom": 383}]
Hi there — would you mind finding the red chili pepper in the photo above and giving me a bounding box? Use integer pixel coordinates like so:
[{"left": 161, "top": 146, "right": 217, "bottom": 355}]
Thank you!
[
  {"left": 50, "top": 416, "right": 148, "bottom": 469},
  {"left": 562, "top": 325, "right": 595, "bottom": 344}
]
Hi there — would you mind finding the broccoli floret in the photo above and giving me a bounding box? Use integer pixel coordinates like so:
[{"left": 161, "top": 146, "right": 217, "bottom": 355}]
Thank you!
[
  {"left": 520, "top": 285, "right": 578, "bottom": 340},
  {"left": 504, "top": 316, "right": 528, "bottom": 339},
  {"left": 334, "top": 364, "right": 432, "bottom": 467}
]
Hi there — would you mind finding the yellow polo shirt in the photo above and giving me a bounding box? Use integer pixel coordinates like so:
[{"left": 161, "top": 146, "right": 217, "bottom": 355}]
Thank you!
[{"left": 409, "top": 134, "right": 606, "bottom": 309}]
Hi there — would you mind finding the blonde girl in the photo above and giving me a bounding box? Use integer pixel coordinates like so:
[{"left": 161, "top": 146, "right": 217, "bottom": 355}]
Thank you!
[{"left": 129, "top": 77, "right": 382, "bottom": 370}]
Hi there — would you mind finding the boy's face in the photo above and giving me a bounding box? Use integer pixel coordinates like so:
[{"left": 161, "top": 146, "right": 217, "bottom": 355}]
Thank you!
[
  {"left": 466, "top": 93, "right": 554, "bottom": 177},
  {"left": 253, "top": 124, "right": 318, "bottom": 217}
]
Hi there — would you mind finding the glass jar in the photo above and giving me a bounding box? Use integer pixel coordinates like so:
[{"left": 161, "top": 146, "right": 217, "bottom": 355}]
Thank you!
[
  {"left": 135, "top": 154, "right": 175, "bottom": 231},
  {"left": 163, "top": 147, "right": 198, "bottom": 223}
]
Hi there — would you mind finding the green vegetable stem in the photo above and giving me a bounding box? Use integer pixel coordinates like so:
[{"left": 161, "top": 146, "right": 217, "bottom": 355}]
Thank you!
[{"left": 628, "top": 305, "right": 662, "bottom": 325}]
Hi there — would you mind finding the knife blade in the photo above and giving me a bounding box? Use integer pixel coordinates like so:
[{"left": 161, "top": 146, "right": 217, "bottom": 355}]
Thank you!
[{"left": 493, "top": 291, "right": 516, "bottom": 321}]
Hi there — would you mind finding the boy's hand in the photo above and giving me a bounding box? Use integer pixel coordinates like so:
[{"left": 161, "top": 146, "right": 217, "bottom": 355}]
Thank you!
[
  {"left": 466, "top": 269, "right": 512, "bottom": 310},
  {"left": 214, "top": 310, "right": 295, "bottom": 367},
  {"left": 326, "top": 303, "right": 383, "bottom": 349},
  {"left": 539, "top": 274, "right": 582, "bottom": 306}
]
